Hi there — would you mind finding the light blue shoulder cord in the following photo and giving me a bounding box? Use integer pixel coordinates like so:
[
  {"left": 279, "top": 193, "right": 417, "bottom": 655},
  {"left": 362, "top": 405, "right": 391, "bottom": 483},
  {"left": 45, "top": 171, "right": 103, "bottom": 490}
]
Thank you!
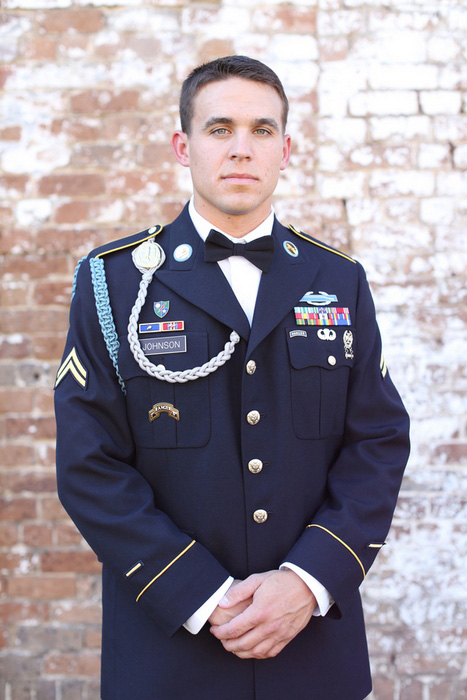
[
  {"left": 89, "top": 257, "right": 126, "bottom": 394},
  {"left": 71, "top": 256, "right": 87, "bottom": 301}
]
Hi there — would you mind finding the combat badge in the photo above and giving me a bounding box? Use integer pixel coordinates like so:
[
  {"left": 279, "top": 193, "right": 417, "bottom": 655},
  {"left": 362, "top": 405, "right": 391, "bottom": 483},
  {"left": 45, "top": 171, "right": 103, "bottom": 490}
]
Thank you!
[
  {"left": 154, "top": 301, "right": 169, "bottom": 318},
  {"left": 149, "top": 402, "right": 180, "bottom": 422},
  {"left": 343, "top": 330, "right": 354, "bottom": 359},
  {"left": 300, "top": 291, "right": 338, "bottom": 306}
]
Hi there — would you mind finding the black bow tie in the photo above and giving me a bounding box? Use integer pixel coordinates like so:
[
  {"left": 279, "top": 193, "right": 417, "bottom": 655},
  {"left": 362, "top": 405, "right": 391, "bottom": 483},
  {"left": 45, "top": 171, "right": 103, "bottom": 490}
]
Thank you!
[{"left": 204, "top": 229, "right": 274, "bottom": 273}]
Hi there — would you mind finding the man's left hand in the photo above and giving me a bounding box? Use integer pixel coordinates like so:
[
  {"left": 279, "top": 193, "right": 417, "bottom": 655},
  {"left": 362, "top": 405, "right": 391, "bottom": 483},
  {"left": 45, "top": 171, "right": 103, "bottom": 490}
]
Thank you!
[{"left": 209, "top": 569, "right": 316, "bottom": 659}]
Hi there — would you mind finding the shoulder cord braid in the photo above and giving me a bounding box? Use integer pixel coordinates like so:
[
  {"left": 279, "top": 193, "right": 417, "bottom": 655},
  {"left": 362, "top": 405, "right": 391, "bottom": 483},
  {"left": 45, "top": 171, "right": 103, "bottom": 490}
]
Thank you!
[
  {"left": 127, "top": 247, "right": 240, "bottom": 384},
  {"left": 71, "top": 256, "right": 87, "bottom": 301},
  {"left": 89, "top": 256, "right": 126, "bottom": 394}
]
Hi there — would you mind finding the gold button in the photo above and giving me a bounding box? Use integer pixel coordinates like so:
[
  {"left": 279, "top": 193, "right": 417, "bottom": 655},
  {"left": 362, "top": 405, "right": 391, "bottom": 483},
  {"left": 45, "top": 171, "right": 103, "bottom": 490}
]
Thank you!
[
  {"left": 253, "top": 509, "right": 268, "bottom": 524},
  {"left": 246, "top": 410, "right": 261, "bottom": 425},
  {"left": 246, "top": 360, "right": 256, "bottom": 375},
  {"left": 248, "top": 459, "right": 263, "bottom": 474},
  {"left": 328, "top": 355, "right": 337, "bottom": 366}
]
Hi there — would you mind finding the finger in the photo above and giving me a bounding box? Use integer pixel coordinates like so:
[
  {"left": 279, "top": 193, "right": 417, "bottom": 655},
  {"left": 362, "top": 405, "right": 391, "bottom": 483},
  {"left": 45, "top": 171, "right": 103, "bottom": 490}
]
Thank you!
[
  {"left": 218, "top": 575, "right": 262, "bottom": 608},
  {"left": 210, "top": 606, "right": 259, "bottom": 640}
]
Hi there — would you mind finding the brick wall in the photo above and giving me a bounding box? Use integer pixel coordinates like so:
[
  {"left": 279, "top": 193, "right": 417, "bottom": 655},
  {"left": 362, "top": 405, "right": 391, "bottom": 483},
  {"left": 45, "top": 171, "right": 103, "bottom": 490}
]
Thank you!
[{"left": 0, "top": 0, "right": 466, "bottom": 698}]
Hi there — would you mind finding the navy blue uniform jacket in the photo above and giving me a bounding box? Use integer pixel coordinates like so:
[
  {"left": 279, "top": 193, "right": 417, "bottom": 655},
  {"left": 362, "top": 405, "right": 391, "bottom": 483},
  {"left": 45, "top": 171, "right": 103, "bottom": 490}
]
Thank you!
[{"left": 55, "top": 204, "right": 410, "bottom": 700}]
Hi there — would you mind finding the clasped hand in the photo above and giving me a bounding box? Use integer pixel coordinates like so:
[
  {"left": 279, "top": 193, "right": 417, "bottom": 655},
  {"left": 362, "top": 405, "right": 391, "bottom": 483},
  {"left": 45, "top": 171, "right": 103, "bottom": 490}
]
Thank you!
[{"left": 208, "top": 569, "right": 316, "bottom": 660}]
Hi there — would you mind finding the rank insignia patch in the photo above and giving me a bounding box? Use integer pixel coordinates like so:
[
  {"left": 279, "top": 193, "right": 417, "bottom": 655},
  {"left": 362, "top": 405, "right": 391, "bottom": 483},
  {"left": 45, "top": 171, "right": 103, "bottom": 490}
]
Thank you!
[
  {"left": 55, "top": 347, "right": 87, "bottom": 390},
  {"left": 294, "top": 307, "right": 352, "bottom": 326},
  {"left": 140, "top": 320, "right": 184, "bottom": 334},
  {"left": 154, "top": 301, "right": 169, "bottom": 318}
]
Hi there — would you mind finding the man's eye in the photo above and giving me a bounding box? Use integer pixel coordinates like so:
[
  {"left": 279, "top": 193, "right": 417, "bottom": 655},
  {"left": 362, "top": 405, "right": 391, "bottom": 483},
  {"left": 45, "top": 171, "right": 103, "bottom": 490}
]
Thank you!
[
  {"left": 213, "top": 128, "right": 229, "bottom": 135},
  {"left": 255, "top": 128, "right": 271, "bottom": 136}
]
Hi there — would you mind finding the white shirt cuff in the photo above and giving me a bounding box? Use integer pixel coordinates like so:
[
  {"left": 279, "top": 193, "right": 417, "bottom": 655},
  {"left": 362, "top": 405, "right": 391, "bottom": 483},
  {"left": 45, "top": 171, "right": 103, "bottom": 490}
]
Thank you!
[
  {"left": 183, "top": 576, "right": 234, "bottom": 635},
  {"left": 280, "top": 562, "right": 334, "bottom": 617}
]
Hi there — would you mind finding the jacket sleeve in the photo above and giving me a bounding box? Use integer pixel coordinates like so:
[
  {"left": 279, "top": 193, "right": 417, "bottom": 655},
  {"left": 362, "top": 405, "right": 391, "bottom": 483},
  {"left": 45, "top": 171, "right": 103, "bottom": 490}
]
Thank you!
[
  {"left": 54, "top": 258, "right": 230, "bottom": 637},
  {"left": 285, "top": 260, "right": 410, "bottom": 617}
]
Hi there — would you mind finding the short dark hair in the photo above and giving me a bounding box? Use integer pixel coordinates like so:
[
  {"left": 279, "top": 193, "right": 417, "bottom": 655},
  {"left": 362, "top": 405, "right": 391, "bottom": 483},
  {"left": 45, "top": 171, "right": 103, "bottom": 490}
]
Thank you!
[{"left": 180, "top": 55, "right": 289, "bottom": 135}]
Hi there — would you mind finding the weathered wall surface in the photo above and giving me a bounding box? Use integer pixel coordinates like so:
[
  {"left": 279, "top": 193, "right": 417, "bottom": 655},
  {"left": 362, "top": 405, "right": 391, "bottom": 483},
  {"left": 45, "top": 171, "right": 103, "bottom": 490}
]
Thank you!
[{"left": 0, "top": 0, "right": 466, "bottom": 698}]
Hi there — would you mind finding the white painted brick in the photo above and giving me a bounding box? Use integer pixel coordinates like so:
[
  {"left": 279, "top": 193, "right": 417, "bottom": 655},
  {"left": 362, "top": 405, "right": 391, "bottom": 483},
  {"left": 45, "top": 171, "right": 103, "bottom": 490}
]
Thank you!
[
  {"left": 447, "top": 9, "right": 467, "bottom": 32},
  {"left": 454, "top": 145, "right": 467, "bottom": 170},
  {"left": 351, "top": 31, "right": 427, "bottom": 63},
  {"left": 418, "top": 143, "right": 451, "bottom": 170},
  {"left": 318, "top": 145, "right": 345, "bottom": 172},
  {"left": 346, "top": 198, "right": 378, "bottom": 225},
  {"left": 319, "top": 62, "right": 367, "bottom": 117},
  {"left": 384, "top": 198, "right": 418, "bottom": 223},
  {"left": 420, "top": 198, "right": 455, "bottom": 225},
  {"left": 15, "top": 199, "right": 52, "bottom": 226},
  {"left": 317, "top": 172, "right": 366, "bottom": 198},
  {"left": 319, "top": 117, "right": 367, "bottom": 146},
  {"left": 420, "top": 91, "right": 462, "bottom": 115},
  {"left": 368, "top": 64, "right": 438, "bottom": 90},
  {"left": 4, "top": 0, "right": 71, "bottom": 6},
  {"left": 110, "top": 9, "right": 179, "bottom": 32},
  {"left": 269, "top": 35, "right": 318, "bottom": 62},
  {"left": 274, "top": 61, "right": 319, "bottom": 95},
  {"left": 438, "top": 63, "right": 467, "bottom": 90},
  {"left": 368, "top": 9, "right": 442, "bottom": 32},
  {"left": 433, "top": 116, "right": 467, "bottom": 141},
  {"left": 317, "top": 10, "right": 364, "bottom": 36},
  {"left": 428, "top": 36, "right": 461, "bottom": 63},
  {"left": 195, "top": 8, "right": 251, "bottom": 39},
  {"left": 350, "top": 146, "right": 377, "bottom": 167},
  {"left": 369, "top": 170, "right": 435, "bottom": 197},
  {"left": 370, "top": 116, "right": 431, "bottom": 141},
  {"left": 350, "top": 91, "right": 418, "bottom": 117},
  {"left": 436, "top": 172, "right": 467, "bottom": 197}
]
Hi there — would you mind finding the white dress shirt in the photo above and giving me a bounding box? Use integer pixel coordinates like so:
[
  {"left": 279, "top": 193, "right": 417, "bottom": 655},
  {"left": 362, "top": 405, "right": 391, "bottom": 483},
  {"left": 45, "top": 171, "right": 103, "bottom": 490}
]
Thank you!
[{"left": 184, "top": 200, "right": 334, "bottom": 634}]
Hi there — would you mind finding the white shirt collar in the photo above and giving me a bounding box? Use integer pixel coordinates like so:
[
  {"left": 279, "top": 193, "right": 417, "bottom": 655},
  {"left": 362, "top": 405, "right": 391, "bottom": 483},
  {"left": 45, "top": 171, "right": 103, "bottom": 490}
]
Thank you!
[{"left": 188, "top": 197, "right": 275, "bottom": 244}]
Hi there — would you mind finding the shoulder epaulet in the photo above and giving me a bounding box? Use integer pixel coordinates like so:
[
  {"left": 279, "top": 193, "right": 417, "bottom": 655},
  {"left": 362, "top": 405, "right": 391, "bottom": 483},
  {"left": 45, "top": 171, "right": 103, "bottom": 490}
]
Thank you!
[
  {"left": 288, "top": 224, "right": 356, "bottom": 264},
  {"left": 92, "top": 225, "right": 163, "bottom": 259}
]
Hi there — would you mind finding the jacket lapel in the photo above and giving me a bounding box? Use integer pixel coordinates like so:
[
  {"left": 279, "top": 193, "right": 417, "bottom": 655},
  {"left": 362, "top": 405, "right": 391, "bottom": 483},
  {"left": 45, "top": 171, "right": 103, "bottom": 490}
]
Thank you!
[
  {"left": 247, "top": 218, "right": 321, "bottom": 355},
  {"left": 155, "top": 205, "right": 251, "bottom": 341}
]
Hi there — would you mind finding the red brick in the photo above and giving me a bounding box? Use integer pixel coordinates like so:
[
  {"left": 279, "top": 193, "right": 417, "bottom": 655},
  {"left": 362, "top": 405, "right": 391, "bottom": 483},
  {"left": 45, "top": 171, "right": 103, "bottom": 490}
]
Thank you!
[
  {"left": 54, "top": 201, "right": 90, "bottom": 225},
  {"left": 371, "top": 674, "right": 395, "bottom": 700},
  {"left": 400, "top": 678, "right": 424, "bottom": 700},
  {"left": 43, "top": 651, "right": 100, "bottom": 677},
  {"left": 84, "top": 627, "right": 101, "bottom": 649},
  {"left": 0, "top": 126, "right": 22, "bottom": 140},
  {"left": 38, "top": 174, "right": 105, "bottom": 196},
  {"left": 33, "top": 280, "right": 71, "bottom": 306},
  {"left": 56, "top": 523, "right": 84, "bottom": 546},
  {"left": 8, "top": 576, "right": 76, "bottom": 599},
  {"left": 36, "top": 9, "right": 105, "bottom": 33},
  {"left": 0, "top": 336, "right": 33, "bottom": 360},
  {"left": 0, "top": 309, "right": 68, "bottom": 335},
  {"left": 19, "top": 37, "right": 56, "bottom": 60},
  {"left": 51, "top": 117, "right": 100, "bottom": 141},
  {"left": 71, "top": 143, "right": 138, "bottom": 168},
  {"left": 139, "top": 143, "right": 175, "bottom": 168},
  {"left": 252, "top": 7, "right": 316, "bottom": 33},
  {"left": 53, "top": 602, "right": 101, "bottom": 625},
  {"left": 5, "top": 416, "right": 56, "bottom": 440},
  {"left": 23, "top": 524, "right": 53, "bottom": 547},
  {"left": 41, "top": 551, "right": 100, "bottom": 574},
  {"left": 0, "top": 553, "right": 27, "bottom": 573},
  {"left": 0, "top": 443, "right": 35, "bottom": 467},
  {"left": 5, "top": 470, "right": 56, "bottom": 494},
  {"left": 0, "top": 523, "right": 18, "bottom": 546},
  {"left": 0, "top": 498, "right": 37, "bottom": 521},
  {"left": 0, "top": 601, "right": 49, "bottom": 624},
  {"left": 40, "top": 497, "right": 68, "bottom": 521},
  {"left": 70, "top": 90, "right": 139, "bottom": 114}
]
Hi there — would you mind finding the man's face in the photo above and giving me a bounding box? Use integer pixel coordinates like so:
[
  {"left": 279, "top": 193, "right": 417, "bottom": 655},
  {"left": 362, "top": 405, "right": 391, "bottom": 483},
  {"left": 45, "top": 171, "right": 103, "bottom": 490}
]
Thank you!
[{"left": 172, "top": 77, "right": 291, "bottom": 232}]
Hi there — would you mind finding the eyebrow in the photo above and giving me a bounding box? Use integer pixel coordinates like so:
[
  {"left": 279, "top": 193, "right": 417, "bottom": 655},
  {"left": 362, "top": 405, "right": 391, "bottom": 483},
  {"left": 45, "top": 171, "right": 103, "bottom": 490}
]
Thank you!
[{"left": 203, "top": 116, "right": 281, "bottom": 132}]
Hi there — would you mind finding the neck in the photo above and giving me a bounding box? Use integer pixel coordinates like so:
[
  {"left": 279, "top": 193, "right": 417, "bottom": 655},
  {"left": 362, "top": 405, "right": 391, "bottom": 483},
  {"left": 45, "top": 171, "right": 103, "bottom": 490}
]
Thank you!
[{"left": 193, "top": 199, "right": 272, "bottom": 238}]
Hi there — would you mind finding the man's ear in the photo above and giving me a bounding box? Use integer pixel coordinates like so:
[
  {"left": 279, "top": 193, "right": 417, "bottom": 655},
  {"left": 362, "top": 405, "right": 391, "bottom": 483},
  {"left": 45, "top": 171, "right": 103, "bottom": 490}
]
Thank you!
[{"left": 171, "top": 131, "right": 190, "bottom": 167}]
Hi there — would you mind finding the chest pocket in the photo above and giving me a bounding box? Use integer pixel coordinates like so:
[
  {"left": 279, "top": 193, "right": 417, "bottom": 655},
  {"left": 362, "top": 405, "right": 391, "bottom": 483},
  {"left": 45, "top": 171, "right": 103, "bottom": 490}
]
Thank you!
[
  {"left": 286, "top": 328, "right": 355, "bottom": 440},
  {"left": 118, "top": 333, "right": 210, "bottom": 449}
]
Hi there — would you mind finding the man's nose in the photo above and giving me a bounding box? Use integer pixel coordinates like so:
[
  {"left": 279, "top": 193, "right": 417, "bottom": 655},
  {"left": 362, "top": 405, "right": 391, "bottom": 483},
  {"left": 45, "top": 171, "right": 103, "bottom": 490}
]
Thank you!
[{"left": 228, "top": 132, "right": 253, "bottom": 160}]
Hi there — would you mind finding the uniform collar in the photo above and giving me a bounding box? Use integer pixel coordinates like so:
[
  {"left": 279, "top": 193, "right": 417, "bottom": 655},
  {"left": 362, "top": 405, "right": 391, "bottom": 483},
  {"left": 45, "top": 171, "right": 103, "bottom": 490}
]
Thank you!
[{"left": 188, "top": 197, "right": 275, "bottom": 244}]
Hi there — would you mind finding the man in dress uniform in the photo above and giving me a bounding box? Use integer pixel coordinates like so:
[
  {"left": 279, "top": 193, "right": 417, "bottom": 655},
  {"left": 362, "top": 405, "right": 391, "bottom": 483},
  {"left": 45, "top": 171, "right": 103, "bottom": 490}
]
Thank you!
[{"left": 54, "top": 56, "right": 410, "bottom": 700}]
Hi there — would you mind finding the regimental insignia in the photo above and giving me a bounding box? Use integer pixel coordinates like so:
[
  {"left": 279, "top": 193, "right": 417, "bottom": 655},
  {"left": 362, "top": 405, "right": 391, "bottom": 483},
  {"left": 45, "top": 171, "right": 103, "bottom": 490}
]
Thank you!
[
  {"left": 294, "top": 307, "right": 352, "bottom": 326},
  {"left": 343, "top": 330, "right": 354, "bottom": 359},
  {"left": 139, "top": 320, "right": 184, "bottom": 334},
  {"left": 148, "top": 402, "right": 180, "bottom": 422},
  {"left": 283, "top": 240, "right": 299, "bottom": 257},
  {"left": 300, "top": 291, "right": 338, "bottom": 306},
  {"left": 173, "top": 244, "right": 192, "bottom": 262},
  {"left": 154, "top": 301, "right": 169, "bottom": 318},
  {"left": 55, "top": 347, "right": 88, "bottom": 390}
]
